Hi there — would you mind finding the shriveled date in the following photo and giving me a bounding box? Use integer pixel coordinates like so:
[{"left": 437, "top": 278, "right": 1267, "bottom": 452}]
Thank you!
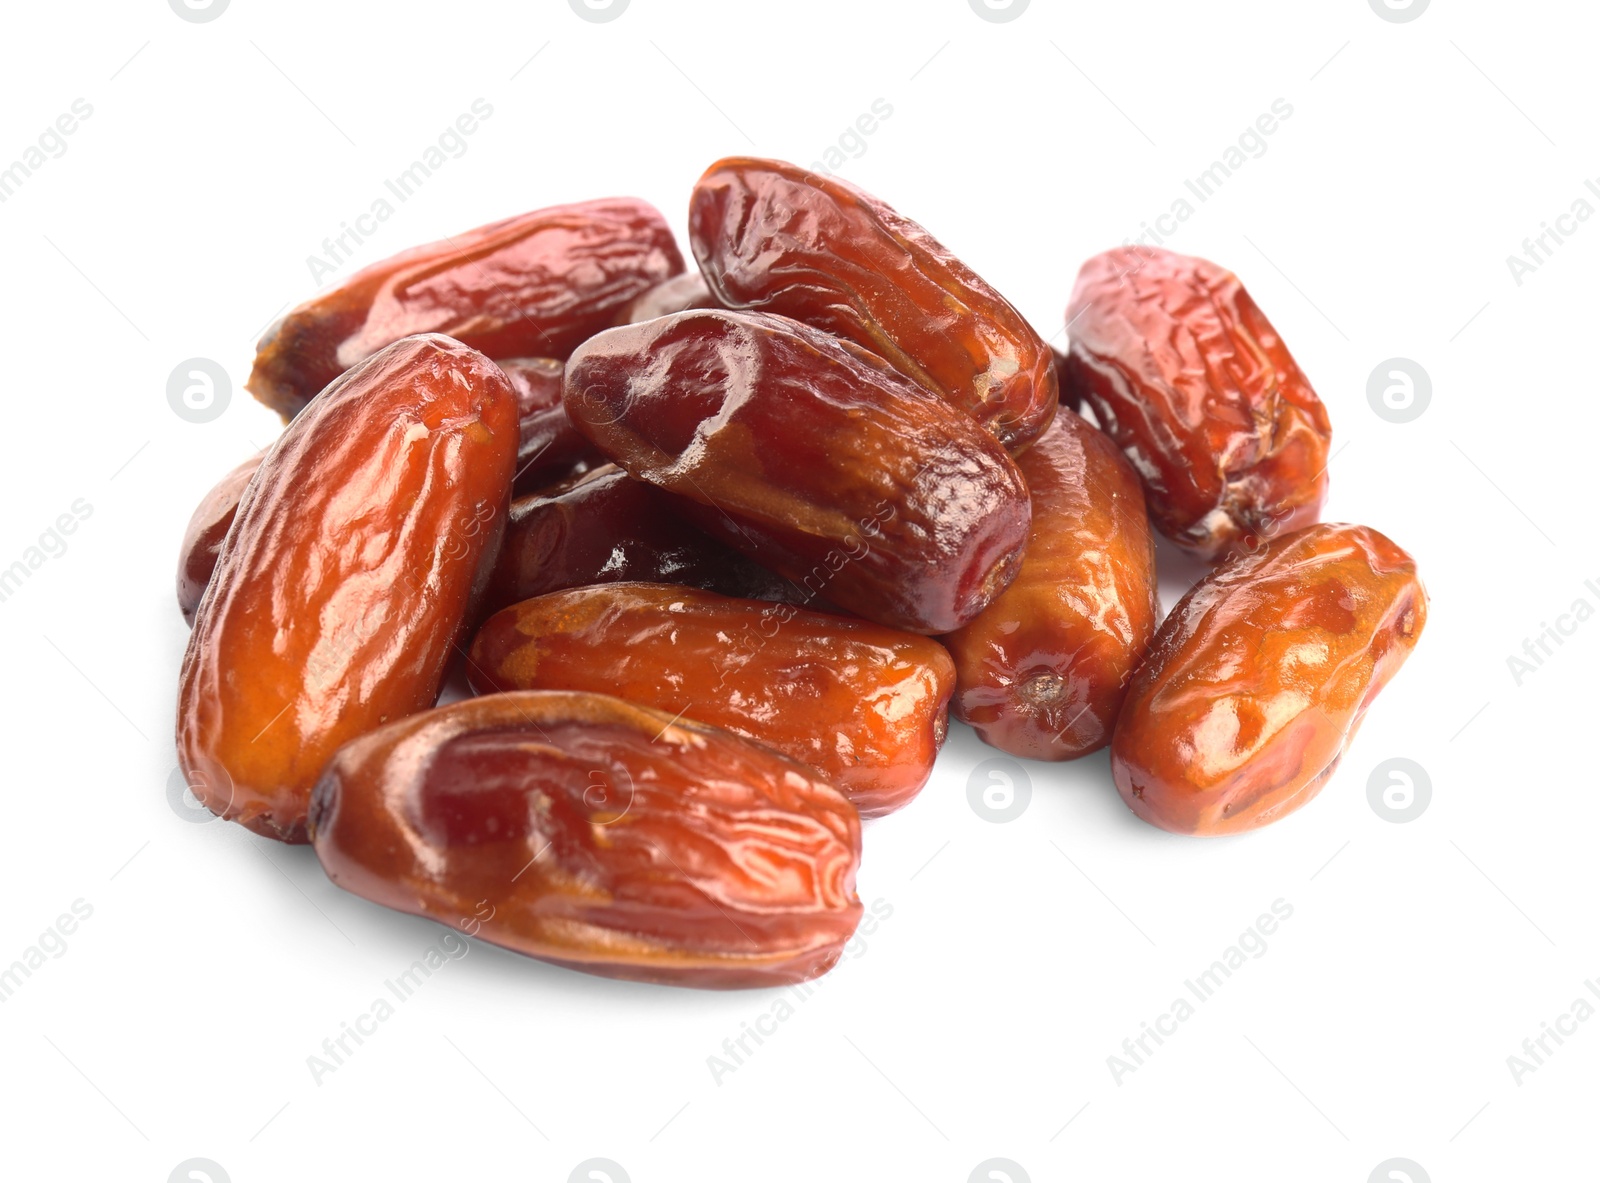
[
  {"left": 1111, "top": 523, "right": 1426, "bottom": 835},
  {"left": 176, "top": 454, "right": 262, "bottom": 626},
  {"left": 1062, "top": 247, "right": 1332, "bottom": 560},
  {"left": 690, "top": 157, "right": 1058, "bottom": 451},
  {"left": 247, "top": 198, "right": 683, "bottom": 419},
  {"left": 480, "top": 464, "right": 805, "bottom": 619},
  {"left": 468, "top": 583, "right": 955, "bottom": 816},
  {"left": 563, "top": 309, "right": 1031, "bottom": 633},
  {"left": 178, "top": 334, "right": 518, "bottom": 842},
  {"left": 308, "top": 691, "right": 863, "bottom": 988},
  {"left": 943, "top": 409, "right": 1159, "bottom": 760}
]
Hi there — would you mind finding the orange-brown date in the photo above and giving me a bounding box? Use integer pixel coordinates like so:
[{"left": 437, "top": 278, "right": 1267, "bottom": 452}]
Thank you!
[
  {"left": 175, "top": 454, "right": 261, "bottom": 626},
  {"left": 1062, "top": 247, "right": 1332, "bottom": 560},
  {"left": 480, "top": 464, "right": 807, "bottom": 619},
  {"left": 178, "top": 334, "right": 519, "bottom": 842},
  {"left": 1111, "top": 523, "right": 1426, "bottom": 835},
  {"left": 307, "top": 690, "right": 863, "bottom": 988},
  {"left": 496, "top": 357, "right": 605, "bottom": 495},
  {"left": 689, "top": 157, "right": 1058, "bottom": 451},
  {"left": 468, "top": 583, "right": 955, "bottom": 816},
  {"left": 563, "top": 309, "right": 1031, "bottom": 634},
  {"left": 618, "top": 270, "right": 720, "bottom": 323},
  {"left": 942, "top": 410, "right": 1159, "bottom": 760},
  {"left": 247, "top": 198, "right": 683, "bottom": 419}
]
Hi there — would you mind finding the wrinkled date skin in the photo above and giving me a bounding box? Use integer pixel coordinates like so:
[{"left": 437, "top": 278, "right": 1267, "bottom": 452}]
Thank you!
[
  {"left": 176, "top": 454, "right": 262, "bottom": 626},
  {"left": 1111, "top": 523, "right": 1427, "bottom": 835},
  {"left": 178, "top": 334, "right": 519, "bottom": 842},
  {"left": 307, "top": 691, "right": 863, "bottom": 988},
  {"left": 247, "top": 198, "right": 684, "bottom": 419},
  {"left": 481, "top": 464, "right": 807, "bottom": 619},
  {"left": 618, "top": 270, "right": 721, "bottom": 323},
  {"left": 1062, "top": 247, "right": 1332, "bottom": 560},
  {"left": 690, "top": 158, "right": 1057, "bottom": 451},
  {"left": 497, "top": 357, "right": 605, "bottom": 495},
  {"left": 943, "top": 410, "right": 1159, "bottom": 760},
  {"left": 564, "top": 310, "right": 1031, "bottom": 634},
  {"left": 468, "top": 583, "right": 955, "bottom": 816}
]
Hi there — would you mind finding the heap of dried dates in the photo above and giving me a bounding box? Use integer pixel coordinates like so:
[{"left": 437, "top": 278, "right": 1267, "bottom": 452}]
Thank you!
[{"left": 174, "top": 157, "right": 1426, "bottom": 989}]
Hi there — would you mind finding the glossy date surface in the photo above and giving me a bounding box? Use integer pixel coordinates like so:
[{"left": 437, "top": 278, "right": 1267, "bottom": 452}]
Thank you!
[
  {"left": 563, "top": 309, "right": 1031, "bottom": 634},
  {"left": 1111, "top": 523, "right": 1426, "bottom": 835},
  {"left": 247, "top": 198, "right": 683, "bottom": 419},
  {"left": 468, "top": 583, "right": 955, "bottom": 816},
  {"left": 942, "top": 409, "right": 1159, "bottom": 760},
  {"left": 1062, "top": 247, "right": 1332, "bottom": 560},
  {"left": 496, "top": 357, "right": 604, "bottom": 495},
  {"left": 178, "top": 334, "right": 518, "bottom": 842},
  {"left": 480, "top": 464, "right": 805, "bottom": 619},
  {"left": 689, "top": 157, "right": 1057, "bottom": 451},
  {"left": 176, "top": 454, "right": 261, "bottom": 626},
  {"left": 618, "top": 270, "right": 720, "bottom": 323},
  {"left": 308, "top": 690, "right": 863, "bottom": 988}
]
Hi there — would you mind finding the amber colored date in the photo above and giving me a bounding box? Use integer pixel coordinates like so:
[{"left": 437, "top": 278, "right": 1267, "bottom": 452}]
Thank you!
[
  {"left": 176, "top": 454, "right": 261, "bottom": 626},
  {"left": 1111, "top": 523, "right": 1426, "bottom": 835},
  {"left": 617, "top": 270, "right": 720, "bottom": 323},
  {"left": 1062, "top": 247, "right": 1332, "bottom": 561},
  {"left": 496, "top": 357, "right": 605, "bottom": 495},
  {"left": 480, "top": 464, "right": 807, "bottom": 619},
  {"left": 468, "top": 583, "right": 955, "bottom": 816},
  {"left": 563, "top": 309, "right": 1031, "bottom": 634},
  {"left": 689, "top": 157, "right": 1058, "bottom": 451},
  {"left": 308, "top": 690, "right": 863, "bottom": 988},
  {"left": 942, "top": 410, "right": 1159, "bottom": 760},
  {"left": 247, "top": 198, "right": 684, "bottom": 419},
  {"left": 178, "top": 334, "right": 519, "bottom": 842}
]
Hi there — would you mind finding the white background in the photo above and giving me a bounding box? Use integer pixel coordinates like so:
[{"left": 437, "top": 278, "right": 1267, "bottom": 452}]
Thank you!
[{"left": 0, "top": 1, "right": 1593, "bottom": 1179}]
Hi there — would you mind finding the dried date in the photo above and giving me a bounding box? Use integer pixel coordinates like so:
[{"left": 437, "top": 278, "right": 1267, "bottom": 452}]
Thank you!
[
  {"left": 942, "top": 409, "right": 1159, "bottom": 759},
  {"left": 1062, "top": 247, "right": 1332, "bottom": 560},
  {"left": 307, "top": 690, "right": 863, "bottom": 988},
  {"left": 1111, "top": 523, "right": 1426, "bottom": 835},
  {"left": 562, "top": 309, "right": 1031, "bottom": 634},
  {"left": 689, "top": 157, "right": 1057, "bottom": 450},
  {"left": 178, "top": 334, "right": 519, "bottom": 842},
  {"left": 247, "top": 198, "right": 683, "bottom": 419},
  {"left": 480, "top": 464, "right": 807, "bottom": 618},
  {"left": 497, "top": 357, "right": 605, "bottom": 495},
  {"left": 176, "top": 454, "right": 261, "bottom": 626},
  {"left": 617, "top": 270, "right": 720, "bottom": 323},
  {"left": 468, "top": 583, "right": 955, "bottom": 816}
]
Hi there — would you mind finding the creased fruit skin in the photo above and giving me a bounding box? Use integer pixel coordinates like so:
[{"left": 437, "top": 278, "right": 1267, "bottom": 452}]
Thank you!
[
  {"left": 1111, "top": 523, "right": 1427, "bottom": 836},
  {"left": 942, "top": 410, "right": 1159, "bottom": 760},
  {"left": 480, "top": 464, "right": 808, "bottom": 619},
  {"left": 246, "top": 198, "right": 684, "bottom": 419},
  {"left": 496, "top": 357, "right": 604, "bottom": 495},
  {"left": 618, "top": 270, "right": 720, "bottom": 323},
  {"left": 307, "top": 690, "right": 863, "bottom": 989},
  {"left": 468, "top": 583, "right": 955, "bottom": 816},
  {"left": 689, "top": 157, "right": 1057, "bottom": 451},
  {"left": 176, "top": 454, "right": 262, "bottom": 626},
  {"left": 178, "top": 334, "right": 519, "bottom": 843},
  {"left": 1063, "top": 247, "right": 1332, "bottom": 560},
  {"left": 563, "top": 309, "right": 1031, "bottom": 634}
]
